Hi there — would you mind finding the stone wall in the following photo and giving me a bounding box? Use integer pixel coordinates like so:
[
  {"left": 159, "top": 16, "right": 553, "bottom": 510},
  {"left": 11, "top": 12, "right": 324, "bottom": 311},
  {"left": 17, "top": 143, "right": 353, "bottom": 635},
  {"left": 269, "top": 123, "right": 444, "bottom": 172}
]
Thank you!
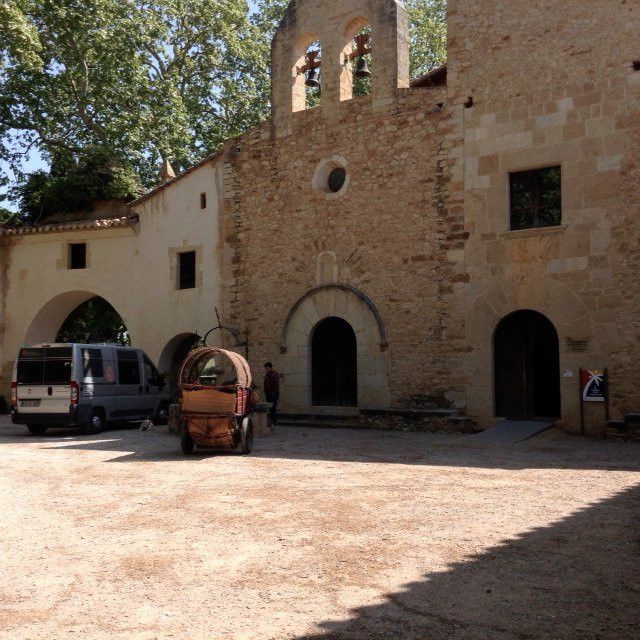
[
  {"left": 221, "top": 85, "right": 463, "bottom": 412},
  {"left": 450, "top": 0, "right": 640, "bottom": 430},
  {"left": 221, "top": 0, "right": 640, "bottom": 432}
]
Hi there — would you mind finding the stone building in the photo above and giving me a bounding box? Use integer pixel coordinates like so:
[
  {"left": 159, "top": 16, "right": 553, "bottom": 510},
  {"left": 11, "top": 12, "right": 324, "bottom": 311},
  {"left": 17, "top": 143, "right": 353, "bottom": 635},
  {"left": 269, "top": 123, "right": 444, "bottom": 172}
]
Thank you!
[
  {"left": 216, "top": 0, "right": 640, "bottom": 433},
  {"left": 1, "top": 0, "right": 639, "bottom": 435}
]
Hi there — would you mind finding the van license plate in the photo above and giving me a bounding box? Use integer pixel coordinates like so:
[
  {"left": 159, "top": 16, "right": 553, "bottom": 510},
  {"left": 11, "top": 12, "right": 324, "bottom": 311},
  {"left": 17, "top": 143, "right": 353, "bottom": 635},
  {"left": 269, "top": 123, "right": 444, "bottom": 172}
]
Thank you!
[{"left": 21, "top": 400, "right": 41, "bottom": 407}]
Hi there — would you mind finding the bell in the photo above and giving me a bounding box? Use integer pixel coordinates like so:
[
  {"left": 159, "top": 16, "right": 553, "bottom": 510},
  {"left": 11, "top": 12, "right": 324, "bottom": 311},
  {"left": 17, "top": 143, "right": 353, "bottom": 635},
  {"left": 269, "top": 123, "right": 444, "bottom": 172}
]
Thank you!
[
  {"left": 305, "top": 66, "right": 320, "bottom": 88},
  {"left": 354, "top": 55, "right": 371, "bottom": 79}
]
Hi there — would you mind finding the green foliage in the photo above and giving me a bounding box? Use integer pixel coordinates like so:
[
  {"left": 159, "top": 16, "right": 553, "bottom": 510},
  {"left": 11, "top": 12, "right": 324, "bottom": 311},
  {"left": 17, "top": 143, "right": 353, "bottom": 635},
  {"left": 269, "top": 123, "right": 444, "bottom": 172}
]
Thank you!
[
  {"left": 1, "top": 0, "right": 447, "bottom": 216},
  {"left": 12, "top": 147, "right": 141, "bottom": 222},
  {"left": 0, "top": 205, "right": 23, "bottom": 226},
  {"left": 56, "top": 297, "right": 130, "bottom": 345},
  {"left": 1, "top": 0, "right": 270, "bottom": 187},
  {"left": 406, "top": 0, "right": 447, "bottom": 77}
]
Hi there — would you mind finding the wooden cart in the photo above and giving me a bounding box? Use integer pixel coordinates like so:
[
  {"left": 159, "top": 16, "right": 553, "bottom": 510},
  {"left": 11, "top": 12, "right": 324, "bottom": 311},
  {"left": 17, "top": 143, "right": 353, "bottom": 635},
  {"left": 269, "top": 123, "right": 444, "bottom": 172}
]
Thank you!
[{"left": 177, "top": 347, "right": 254, "bottom": 455}]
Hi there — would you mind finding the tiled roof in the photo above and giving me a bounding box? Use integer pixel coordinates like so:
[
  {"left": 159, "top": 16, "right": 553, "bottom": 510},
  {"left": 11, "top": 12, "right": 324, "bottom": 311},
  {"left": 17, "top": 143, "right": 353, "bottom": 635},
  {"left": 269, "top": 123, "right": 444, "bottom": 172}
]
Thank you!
[{"left": 0, "top": 215, "right": 139, "bottom": 237}]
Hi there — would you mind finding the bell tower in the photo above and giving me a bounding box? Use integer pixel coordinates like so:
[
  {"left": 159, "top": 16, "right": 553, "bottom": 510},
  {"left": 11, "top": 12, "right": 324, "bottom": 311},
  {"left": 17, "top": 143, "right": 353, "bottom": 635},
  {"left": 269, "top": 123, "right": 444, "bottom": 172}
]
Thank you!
[{"left": 271, "top": 0, "right": 410, "bottom": 137}]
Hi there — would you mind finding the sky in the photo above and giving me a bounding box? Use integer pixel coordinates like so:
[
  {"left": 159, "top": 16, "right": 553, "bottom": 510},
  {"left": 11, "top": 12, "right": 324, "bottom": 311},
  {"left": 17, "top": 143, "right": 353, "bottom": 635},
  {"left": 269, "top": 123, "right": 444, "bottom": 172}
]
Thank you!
[{"left": 0, "top": 0, "right": 265, "bottom": 212}]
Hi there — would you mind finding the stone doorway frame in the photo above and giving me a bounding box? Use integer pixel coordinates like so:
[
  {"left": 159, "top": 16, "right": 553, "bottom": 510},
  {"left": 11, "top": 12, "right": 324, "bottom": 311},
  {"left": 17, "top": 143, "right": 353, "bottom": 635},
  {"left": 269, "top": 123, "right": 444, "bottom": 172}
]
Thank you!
[
  {"left": 279, "top": 284, "right": 390, "bottom": 413},
  {"left": 467, "top": 275, "right": 595, "bottom": 427}
]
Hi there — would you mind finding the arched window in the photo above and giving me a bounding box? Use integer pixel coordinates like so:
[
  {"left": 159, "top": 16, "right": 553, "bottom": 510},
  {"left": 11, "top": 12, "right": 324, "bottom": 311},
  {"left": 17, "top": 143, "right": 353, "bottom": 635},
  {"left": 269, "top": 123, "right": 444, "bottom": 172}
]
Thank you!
[
  {"left": 292, "top": 35, "right": 322, "bottom": 112},
  {"left": 350, "top": 27, "right": 372, "bottom": 97},
  {"left": 304, "top": 41, "right": 322, "bottom": 109},
  {"left": 340, "top": 18, "right": 373, "bottom": 102}
]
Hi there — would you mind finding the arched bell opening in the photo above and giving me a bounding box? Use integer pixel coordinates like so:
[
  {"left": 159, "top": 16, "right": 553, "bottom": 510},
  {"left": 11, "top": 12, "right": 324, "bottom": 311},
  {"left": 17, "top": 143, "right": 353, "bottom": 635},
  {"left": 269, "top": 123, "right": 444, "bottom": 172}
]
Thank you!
[
  {"left": 311, "top": 316, "right": 357, "bottom": 407},
  {"left": 494, "top": 310, "right": 561, "bottom": 420},
  {"left": 340, "top": 17, "right": 373, "bottom": 101},
  {"left": 292, "top": 33, "right": 322, "bottom": 112}
]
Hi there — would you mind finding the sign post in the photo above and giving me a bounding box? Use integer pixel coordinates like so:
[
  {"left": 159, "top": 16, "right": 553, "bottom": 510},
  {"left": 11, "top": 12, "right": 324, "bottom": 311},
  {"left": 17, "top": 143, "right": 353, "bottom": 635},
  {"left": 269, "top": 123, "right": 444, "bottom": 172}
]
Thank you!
[{"left": 579, "top": 368, "right": 609, "bottom": 435}]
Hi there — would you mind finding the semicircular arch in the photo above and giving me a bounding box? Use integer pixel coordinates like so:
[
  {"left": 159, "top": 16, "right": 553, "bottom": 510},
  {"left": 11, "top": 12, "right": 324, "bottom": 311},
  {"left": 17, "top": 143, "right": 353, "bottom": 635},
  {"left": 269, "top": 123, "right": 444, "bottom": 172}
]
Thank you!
[
  {"left": 24, "top": 290, "right": 132, "bottom": 345},
  {"left": 280, "top": 283, "right": 388, "bottom": 354},
  {"left": 278, "top": 283, "right": 390, "bottom": 411},
  {"left": 465, "top": 275, "right": 595, "bottom": 422}
]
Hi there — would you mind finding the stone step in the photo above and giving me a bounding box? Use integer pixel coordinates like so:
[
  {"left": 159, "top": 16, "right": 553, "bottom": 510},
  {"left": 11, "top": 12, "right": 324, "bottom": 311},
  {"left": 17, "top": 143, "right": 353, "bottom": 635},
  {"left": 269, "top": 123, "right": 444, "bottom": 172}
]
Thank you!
[
  {"left": 277, "top": 417, "right": 364, "bottom": 430},
  {"left": 277, "top": 408, "right": 476, "bottom": 434}
]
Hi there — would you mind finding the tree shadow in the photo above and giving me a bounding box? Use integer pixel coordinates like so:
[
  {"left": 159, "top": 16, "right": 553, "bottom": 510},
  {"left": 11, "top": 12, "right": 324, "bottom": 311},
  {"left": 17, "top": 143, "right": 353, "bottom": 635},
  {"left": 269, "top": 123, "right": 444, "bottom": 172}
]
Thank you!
[{"left": 294, "top": 483, "right": 640, "bottom": 639}]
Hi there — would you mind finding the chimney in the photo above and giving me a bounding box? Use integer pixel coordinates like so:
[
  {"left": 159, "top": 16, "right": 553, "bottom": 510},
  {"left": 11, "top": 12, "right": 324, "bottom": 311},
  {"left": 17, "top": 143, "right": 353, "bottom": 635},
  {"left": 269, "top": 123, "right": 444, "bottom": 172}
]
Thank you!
[{"left": 158, "top": 158, "right": 176, "bottom": 184}]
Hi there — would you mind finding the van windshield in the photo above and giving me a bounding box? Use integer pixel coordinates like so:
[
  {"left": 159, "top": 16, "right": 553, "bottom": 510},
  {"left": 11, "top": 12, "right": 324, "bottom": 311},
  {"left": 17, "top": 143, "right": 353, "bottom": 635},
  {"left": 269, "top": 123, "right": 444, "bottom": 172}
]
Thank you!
[{"left": 17, "top": 347, "right": 73, "bottom": 385}]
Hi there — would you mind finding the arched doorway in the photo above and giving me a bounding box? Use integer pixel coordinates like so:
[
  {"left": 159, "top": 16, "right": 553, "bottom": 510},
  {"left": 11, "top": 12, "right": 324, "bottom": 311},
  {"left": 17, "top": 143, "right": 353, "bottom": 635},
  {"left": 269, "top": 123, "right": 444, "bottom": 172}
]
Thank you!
[
  {"left": 311, "top": 317, "right": 357, "bottom": 407},
  {"left": 158, "top": 333, "right": 202, "bottom": 400},
  {"left": 494, "top": 310, "right": 561, "bottom": 419}
]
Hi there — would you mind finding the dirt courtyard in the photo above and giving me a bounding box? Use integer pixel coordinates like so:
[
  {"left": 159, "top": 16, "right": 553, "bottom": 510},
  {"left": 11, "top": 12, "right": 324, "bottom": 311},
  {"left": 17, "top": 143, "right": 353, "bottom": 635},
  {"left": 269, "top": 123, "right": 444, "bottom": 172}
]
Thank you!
[{"left": 1, "top": 417, "right": 639, "bottom": 640}]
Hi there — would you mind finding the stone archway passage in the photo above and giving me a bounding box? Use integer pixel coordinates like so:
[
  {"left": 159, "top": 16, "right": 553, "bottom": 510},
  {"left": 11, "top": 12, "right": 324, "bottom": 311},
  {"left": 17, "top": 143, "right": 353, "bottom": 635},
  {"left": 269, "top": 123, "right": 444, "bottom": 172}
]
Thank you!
[
  {"left": 494, "top": 310, "right": 561, "bottom": 420},
  {"left": 158, "top": 333, "right": 202, "bottom": 400},
  {"left": 312, "top": 317, "right": 357, "bottom": 407}
]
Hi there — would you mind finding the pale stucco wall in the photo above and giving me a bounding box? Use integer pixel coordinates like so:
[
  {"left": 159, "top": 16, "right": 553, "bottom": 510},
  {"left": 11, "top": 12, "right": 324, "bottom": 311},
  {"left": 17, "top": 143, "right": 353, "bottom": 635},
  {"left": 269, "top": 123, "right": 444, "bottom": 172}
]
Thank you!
[{"left": 0, "top": 159, "right": 224, "bottom": 395}]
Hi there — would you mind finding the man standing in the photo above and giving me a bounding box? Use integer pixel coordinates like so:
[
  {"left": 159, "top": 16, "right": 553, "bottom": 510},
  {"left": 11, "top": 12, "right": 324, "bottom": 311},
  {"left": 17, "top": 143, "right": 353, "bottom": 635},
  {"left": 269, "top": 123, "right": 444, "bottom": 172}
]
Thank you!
[{"left": 263, "top": 361, "right": 280, "bottom": 426}]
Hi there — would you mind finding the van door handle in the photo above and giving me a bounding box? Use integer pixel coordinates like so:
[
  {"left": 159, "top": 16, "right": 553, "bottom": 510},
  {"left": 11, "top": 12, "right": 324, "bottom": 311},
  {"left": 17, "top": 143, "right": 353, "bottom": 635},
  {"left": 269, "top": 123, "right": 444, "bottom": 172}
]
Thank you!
[
  {"left": 48, "top": 387, "right": 52, "bottom": 396},
  {"left": 138, "top": 385, "right": 142, "bottom": 393}
]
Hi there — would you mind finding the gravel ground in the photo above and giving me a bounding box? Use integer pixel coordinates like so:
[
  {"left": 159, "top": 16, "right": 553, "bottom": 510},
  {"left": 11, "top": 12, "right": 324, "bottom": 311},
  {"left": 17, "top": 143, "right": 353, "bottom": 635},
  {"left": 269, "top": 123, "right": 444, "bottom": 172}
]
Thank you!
[{"left": 0, "top": 416, "right": 639, "bottom": 640}]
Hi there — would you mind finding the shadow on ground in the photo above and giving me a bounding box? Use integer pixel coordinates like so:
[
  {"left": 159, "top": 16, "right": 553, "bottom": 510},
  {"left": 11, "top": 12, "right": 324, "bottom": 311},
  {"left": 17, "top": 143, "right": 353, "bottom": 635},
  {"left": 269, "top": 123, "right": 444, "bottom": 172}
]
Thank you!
[
  {"left": 294, "top": 483, "right": 640, "bottom": 640},
  {"left": 1, "top": 423, "right": 640, "bottom": 471}
]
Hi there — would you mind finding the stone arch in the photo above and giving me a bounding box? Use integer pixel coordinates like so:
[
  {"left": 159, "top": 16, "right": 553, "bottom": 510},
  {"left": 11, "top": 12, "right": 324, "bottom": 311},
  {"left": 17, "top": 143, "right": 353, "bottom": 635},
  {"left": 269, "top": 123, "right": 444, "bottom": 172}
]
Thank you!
[
  {"left": 23, "top": 291, "right": 132, "bottom": 345},
  {"left": 280, "top": 284, "right": 388, "bottom": 354},
  {"left": 339, "top": 15, "right": 372, "bottom": 102},
  {"left": 466, "top": 275, "right": 595, "bottom": 423},
  {"left": 271, "top": 0, "right": 409, "bottom": 135},
  {"left": 158, "top": 332, "right": 202, "bottom": 400},
  {"left": 292, "top": 32, "right": 322, "bottom": 113},
  {"left": 279, "top": 284, "right": 389, "bottom": 412}
]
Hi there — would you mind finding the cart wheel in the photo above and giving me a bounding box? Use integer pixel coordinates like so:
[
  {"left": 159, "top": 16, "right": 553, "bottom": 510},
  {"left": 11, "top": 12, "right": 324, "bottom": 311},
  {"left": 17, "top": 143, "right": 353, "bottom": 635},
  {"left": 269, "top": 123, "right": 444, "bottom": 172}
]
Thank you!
[
  {"left": 180, "top": 430, "right": 195, "bottom": 454},
  {"left": 239, "top": 417, "right": 253, "bottom": 455}
]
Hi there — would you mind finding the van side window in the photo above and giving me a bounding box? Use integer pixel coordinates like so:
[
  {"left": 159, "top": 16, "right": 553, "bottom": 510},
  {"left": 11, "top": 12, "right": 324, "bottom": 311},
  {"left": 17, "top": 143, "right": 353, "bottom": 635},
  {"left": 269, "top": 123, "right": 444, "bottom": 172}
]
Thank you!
[
  {"left": 82, "top": 348, "right": 104, "bottom": 379},
  {"left": 143, "top": 355, "right": 162, "bottom": 387},
  {"left": 117, "top": 349, "right": 140, "bottom": 385}
]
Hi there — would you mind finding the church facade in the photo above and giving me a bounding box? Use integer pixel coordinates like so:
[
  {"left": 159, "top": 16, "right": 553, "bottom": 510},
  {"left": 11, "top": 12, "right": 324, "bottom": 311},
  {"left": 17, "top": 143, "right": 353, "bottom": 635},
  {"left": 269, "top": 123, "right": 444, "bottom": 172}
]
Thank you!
[
  {"left": 214, "top": 0, "right": 640, "bottom": 432},
  {"left": 2, "top": 0, "right": 639, "bottom": 434}
]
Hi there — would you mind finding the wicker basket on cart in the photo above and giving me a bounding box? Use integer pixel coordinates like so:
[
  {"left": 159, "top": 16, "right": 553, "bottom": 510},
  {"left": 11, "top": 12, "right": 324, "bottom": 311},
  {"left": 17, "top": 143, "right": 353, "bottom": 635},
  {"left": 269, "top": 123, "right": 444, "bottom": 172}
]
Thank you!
[{"left": 178, "top": 347, "right": 253, "bottom": 451}]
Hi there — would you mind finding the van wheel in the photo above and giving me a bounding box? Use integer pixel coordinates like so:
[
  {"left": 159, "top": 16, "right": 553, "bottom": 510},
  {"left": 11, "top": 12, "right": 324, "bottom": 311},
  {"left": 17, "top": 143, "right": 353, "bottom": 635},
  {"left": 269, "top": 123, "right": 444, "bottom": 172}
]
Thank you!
[
  {"left": 155, "top": 402, "right": 169, "bottom": 425},
  {"left": 84, "top": 410, "right": 104, "bottom": 435},
  {"left": 180, "top": 430, "right": 194, "bottom": 454},
  {"left": 27, "top": 425, "right": 47, "bottom": 436},
  {"left": 239, "top": 417, "right": 253, "bottom": 455}
]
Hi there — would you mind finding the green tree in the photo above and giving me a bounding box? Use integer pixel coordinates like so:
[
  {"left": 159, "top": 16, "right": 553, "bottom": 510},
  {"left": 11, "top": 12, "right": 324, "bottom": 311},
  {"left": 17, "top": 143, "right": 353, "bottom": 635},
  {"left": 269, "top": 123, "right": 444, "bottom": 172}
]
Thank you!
[
  {"left": 12, "top": 147, "right": 142, "bottom": 223},
  {"left": 0, "top": 205, "right": 22, "bottom": 226},
  {"left": 1, "top": 0, "right": 447, "bottom": 216},
  {"left": 406, "top": 0, "right": 447, "bottom": 77},
  {"left": 56, "top": 297, "right": 130, "bottom": 345},
  {"left": 0, "top": 0, "right": 270, "bottom": 186}
]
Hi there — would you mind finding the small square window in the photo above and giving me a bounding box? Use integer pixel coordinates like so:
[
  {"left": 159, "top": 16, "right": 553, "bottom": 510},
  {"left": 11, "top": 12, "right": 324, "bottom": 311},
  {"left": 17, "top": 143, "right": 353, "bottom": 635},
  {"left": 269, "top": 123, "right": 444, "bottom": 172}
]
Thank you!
[
  {"left": 200, "top": 193, "right": 207, "bottom": 209},
  {"left": 68, "top": 243, "right": 86, "bottom": 269},
  {"left": 178, "top": 251, "right": 196, "bottom": 289},
  {"left": 509, "top": 166, "right": 561, "bottom": 230}
]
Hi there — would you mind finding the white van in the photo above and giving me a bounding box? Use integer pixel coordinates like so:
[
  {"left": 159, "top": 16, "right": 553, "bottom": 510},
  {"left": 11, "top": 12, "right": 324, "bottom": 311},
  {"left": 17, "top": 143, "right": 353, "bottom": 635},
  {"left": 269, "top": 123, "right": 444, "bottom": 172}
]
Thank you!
[{"left": 11, "top": 343, "right": 170, "bottom": 435}]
